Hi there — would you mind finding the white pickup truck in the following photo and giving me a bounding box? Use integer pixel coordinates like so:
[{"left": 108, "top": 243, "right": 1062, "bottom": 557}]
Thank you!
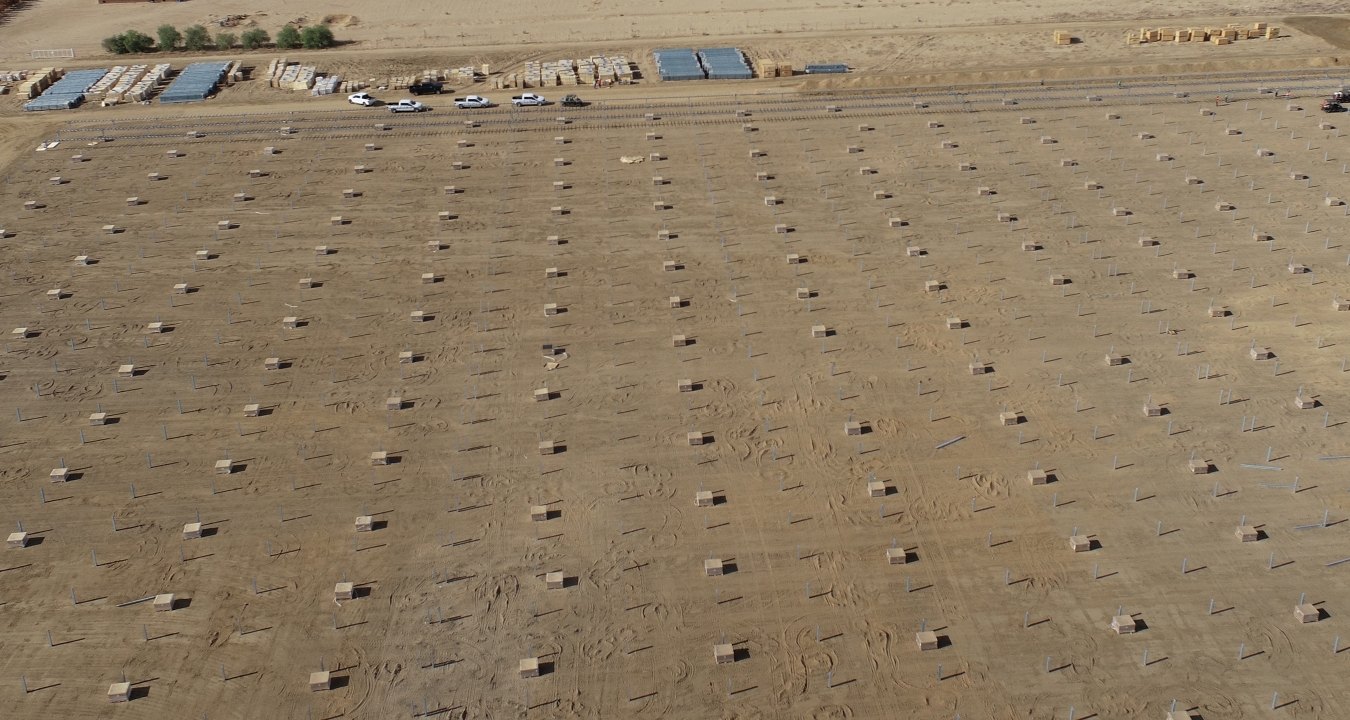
[
  {"left": 389, "top": 99, "right": 427, "bottom": 113},
  {"left": 454, "top": 95, "right": 493, "bottom": 109},
  {"left": 511, "top": 93, "right": 547, "bottom": 106}
]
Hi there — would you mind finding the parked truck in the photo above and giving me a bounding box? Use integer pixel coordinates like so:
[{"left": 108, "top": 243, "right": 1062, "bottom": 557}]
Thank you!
[{"left": 454, "top": 95, "right": 493, "bottom": 109}]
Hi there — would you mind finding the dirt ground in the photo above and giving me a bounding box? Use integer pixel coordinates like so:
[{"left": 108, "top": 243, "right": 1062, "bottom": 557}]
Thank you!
[
  {"left": 0, "top": 72, "right": 1349, "bottom": 718},
  {"left": 0, "top": 0, "right": 1348, "bottom": 88},
  {"left": 0, "top": 0, "right": 1341, "bottom": 62}
]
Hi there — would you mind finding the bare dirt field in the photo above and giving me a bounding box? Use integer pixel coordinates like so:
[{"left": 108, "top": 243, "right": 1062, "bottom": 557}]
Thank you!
[
  {"left": 1, "top": 73, "right": 1349, "bottom": 719},
  {"left": 0, "top": 0, "right": 1340, "bottom": 62},
  {"left": 1, "top": 0, "right": 1348, "bottom": 88}
]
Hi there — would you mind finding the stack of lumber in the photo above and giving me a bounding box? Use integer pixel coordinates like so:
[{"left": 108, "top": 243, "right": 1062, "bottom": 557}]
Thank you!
[{"left": 1128, "top": 22, "right": 1277, "bottom": 45}]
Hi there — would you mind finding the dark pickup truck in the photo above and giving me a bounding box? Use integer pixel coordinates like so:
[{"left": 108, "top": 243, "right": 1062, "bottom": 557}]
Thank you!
[{"left": 408, "top": 81, "right": 444, "bottom": 96}]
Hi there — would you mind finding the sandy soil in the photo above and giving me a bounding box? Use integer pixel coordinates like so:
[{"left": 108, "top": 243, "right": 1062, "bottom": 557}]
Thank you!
[
  {"left": 1, "top": 0, "right": 1337, "bottom": 58},
  {"left": 0, "top": 74, "right": 1349, "bottom": 718},
  {"left": 1, "top": 0, "right": 1348, "bottom": 76},
  {"left": 0, "top": 16, "right": 1345, "bottom": 139}
]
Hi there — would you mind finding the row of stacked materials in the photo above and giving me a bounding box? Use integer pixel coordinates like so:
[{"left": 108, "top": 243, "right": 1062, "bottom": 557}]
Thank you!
[
  {"left": 24, "top": 68, "right": 109, "bottom": 111},
  {"left": 498, "top": 56, "right": 635, "bottom": 88},
  {"left": 159, "top": 61, "right": 232, "bottom": 103},
  {"left": 0, "top": 69, "right": 29, "bottom": 97},
  {"left": 310, "top": 75, "right": 342, "bottom": 96},
  {"left": 1129, "top": 21, "right": 1278, "bottom": 45},
  {"left": 578, "top": 56, "right": 635, "bottom": 85},
  {"left": 754, "top": 60, "right": 796, "bottom": 78},
  {"left": 16, "top": 67, "right": 63, "bottom": 100},
  {"left": 698, "top": 48, "right": 751, "bottom": 80},
  {"left": 269, "top": 59, "right": 318, "bottom": 91},
  {"left": 94, "top": 64, "right": 171, "bottom": 105},
  {"left": 653, "top": 48, "right": 751, "bottom": 81},
  {"left": 652, "top": 49, "right": 704, "bottom": 81}
]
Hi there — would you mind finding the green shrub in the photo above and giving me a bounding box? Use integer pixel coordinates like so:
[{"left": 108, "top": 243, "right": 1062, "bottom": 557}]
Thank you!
[
  {"left": 240, "top": 28, "right": 270, "bottom": 50},
  {"left": 275, "top": 25, "right": 302, "bottom": 50},
  {"left": 102, "top": 34, "right": 128, "bottom": 54},
  {"left": 156, "top": 24, "right": 182, "bottom": 51},
  {"left": 183, "top": 24, "right": 211, "bottom": 51},
  {"left": 104, "top": 29, "right": 155, "bottom": 54},
  {"left": 215, "top": 32, "right": 237, "bottom": 50},
  {"left": 299, "top": 24, "right": 335, "bottom": 49},
  {"left": 123, "top": 30, "right": 155, "bottom": 53}
]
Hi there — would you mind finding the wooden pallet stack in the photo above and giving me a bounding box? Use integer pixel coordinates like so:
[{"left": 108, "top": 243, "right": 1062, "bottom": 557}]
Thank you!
[
  {"left": 1128, "top": 21, "right": 1277, "bottom": 45},
  {"left": 499, "top": 53, "right": 638, "bottom": 88},
  {"left": 16, "top": 67, "right": 60, "bottom": 99}
]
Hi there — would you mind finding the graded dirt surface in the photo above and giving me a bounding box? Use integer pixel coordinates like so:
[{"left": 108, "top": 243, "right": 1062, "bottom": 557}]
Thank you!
[
  {"left": 0, "top": 0, "right": 1337, "bottom": 60},
  {"left": 1, "top": 72, "right": 1349, "bottom": 718},
  {"left": 1, "top": 3, "right": 1350, "bottom": 720},
  {"left": 1, "top": 0, "right": 1349, "bottom": 87},
  {"left": 1286, "top": 15, "right": 1350, "bottom": 50}
]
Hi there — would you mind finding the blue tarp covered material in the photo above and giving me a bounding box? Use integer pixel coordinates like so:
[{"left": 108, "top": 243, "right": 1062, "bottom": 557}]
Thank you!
[
  {"left": 653, "top": 49, "right": 705, "bottom": 81},
  {"left": 804, "top": 64, "right": 849, "bottom": 74},
  {"left": 23, "top": 68, "right": 109, "bottom": 111},
  {"left": 23, "top": 94, "right": 81, "bottom": 111},
  {"left": 159, "top": 61, "right": 231, "bottom": 103},
  {"left": 698, "top": 48, "right": 751, "bottom": 80},
  {"left": 656, "top": 47, "right": 755, "bottom": 81}
]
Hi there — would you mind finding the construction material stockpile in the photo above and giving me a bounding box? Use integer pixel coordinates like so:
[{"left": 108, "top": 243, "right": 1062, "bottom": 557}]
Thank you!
[
  {"left": 90, "top": 63, "right": 171, "bottom": 105},
  {"left": 385, "top": 66, "right": 480, "bottom": 90},
  {"left": 361, "top": 67, "right": 475, "bottom": 92},
  {"left": 267, "top": 58, "right": 318, "bottom": 91},
  {"left": 24, "top": 68, "right": 108, "bottom": 111},
  {"left": 130, "top": 65, "right": 172, "bottom": 102},
  {"left": 269, "top": 57, "right": 358, "bottom": 94},
  {"left": 578, "top": 56, "right": 634, "bottom": 85},
  {"left": 653, "top": 49, "right": 704, "bottom": 81},
  {"left": 803, "top": 63, "right": 847, "bottom": 75},
  {"left": 159, "top": 61, "right": 231, "bottom": 104},
  {"left": 0, "top": 69, "right": 26, "bottom": 96},
  {"left": 271, "top": 61, "right": 488, "bottom": 95},
  {"left": 87, "top": 65, "right": 131, "bottom": 96},
  {"left": 754, "top": 59, "right": 794, "bottom": 78},
  {"left": 524, "top": 60, "right": 576, "bottom": 87},
  {"left": 494, "top": 56, "right": 633, "bottom": 89},
  {"left": 446, "top": 65, "right": 481, "bottom": 84},
  {"left": 654, "top": 48, "right": 755, "bottom": 81},
  {"left": 1129, "top": 21, "right": 1277, "bottom": 45},
  {"left": 311, "top": 76, "right": 342, "bottom": 96},
  {"left": 698, "top": 48, "right": 752, "bottom": 80},
  {"left": 16, "top": 67, "right": 63, "bottom": 100}
]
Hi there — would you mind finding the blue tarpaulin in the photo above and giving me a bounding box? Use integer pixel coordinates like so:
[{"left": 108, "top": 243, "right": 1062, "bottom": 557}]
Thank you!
[
  {"left": 23, "top": 68, "right": 109, "bottom": 111},
  {"left": 698, "top": 48, "right": 752, "bottom": 80},
  {"left": 159, "top": 61, "right": 231, "bottom": 103},
  {"left": 654, "top": 48, "right": 704, "bottom": 81}
]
